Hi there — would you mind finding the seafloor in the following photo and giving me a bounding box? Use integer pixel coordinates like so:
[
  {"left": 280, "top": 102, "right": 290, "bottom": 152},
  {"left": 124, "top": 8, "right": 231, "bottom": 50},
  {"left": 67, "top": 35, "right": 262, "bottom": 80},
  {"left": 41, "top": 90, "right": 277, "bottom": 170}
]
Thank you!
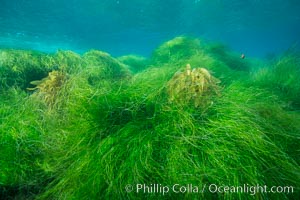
[{"left": 0, "top": 37, "right": 299, "bottom": 199}]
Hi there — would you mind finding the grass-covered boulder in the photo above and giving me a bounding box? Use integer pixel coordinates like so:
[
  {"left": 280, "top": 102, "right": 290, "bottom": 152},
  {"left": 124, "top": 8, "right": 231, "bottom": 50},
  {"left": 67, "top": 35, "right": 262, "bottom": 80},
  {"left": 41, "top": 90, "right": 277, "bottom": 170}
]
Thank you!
[
  {"left": 150, "top": 36, "right": 203, "bottom": 65},
  {"left": 118, "top": 54, "right": 148, "bottom": 73},
  {"left": 0, "top": 49, "right": 55, "bottom": 90},
  {"left": 83, "top": 50, "right": 131, "bottom": 81},
  {"left": 253, "top": 53, "right": 300, "bottom": 109},
  {"left": 0, "top": 89, "right": 50, "bottom": 199},
  {"left": 206, "top": 43, "right": 251, "bottom": 71}
]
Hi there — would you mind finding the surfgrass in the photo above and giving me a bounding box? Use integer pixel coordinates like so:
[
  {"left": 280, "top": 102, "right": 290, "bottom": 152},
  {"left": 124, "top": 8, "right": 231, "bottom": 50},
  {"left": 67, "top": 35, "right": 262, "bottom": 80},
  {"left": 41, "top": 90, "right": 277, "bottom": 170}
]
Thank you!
[
  {"left": 1, "top": 37, "right": 299, "bottom": 199},
  {"left": 0, "top": 88, "right": 49, "bottom": 199},
  {"left": 39, "top": 50, "right": 299, "bottom": 199},
  {"left": 38, "top": 80, "right": 300, "bottom": 200},
  {"left": 252, "top": 52, "right": 300, "bottom": 109}
]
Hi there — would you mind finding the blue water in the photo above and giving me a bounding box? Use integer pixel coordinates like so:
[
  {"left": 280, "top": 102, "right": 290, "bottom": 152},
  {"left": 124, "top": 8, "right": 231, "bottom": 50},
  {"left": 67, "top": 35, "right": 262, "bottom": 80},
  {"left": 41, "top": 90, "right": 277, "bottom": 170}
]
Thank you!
[{"left": 1, "top": 0, "right": 300, "bottom": 57}]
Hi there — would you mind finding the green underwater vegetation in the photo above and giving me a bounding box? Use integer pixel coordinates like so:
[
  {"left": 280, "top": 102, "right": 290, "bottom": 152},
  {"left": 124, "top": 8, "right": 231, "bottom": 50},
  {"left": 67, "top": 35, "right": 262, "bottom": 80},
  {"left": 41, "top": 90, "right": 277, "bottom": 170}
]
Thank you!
[
  {"left": 252, "top": 52, "right": 300, "bottom": 109},
  {"left": 0, "top": 37, "right": 299, "bottom": 200}
]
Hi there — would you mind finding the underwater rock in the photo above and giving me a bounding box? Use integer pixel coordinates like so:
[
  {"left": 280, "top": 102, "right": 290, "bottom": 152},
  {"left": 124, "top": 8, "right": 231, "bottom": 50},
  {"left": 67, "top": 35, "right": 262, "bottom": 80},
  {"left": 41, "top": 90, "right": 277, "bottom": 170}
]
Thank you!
[
  {"left": 253, "top": 54, "right": 300, "bottom": 109},
  {"left": 83, "top": 50, "right": 131, "bottom": 81},
  {"left": 117, "top": 54, "right": 148, "bottom": 73},
  {"left": 167, "top": 64, "right": 220, "bottom": 108},
  {"left": 53, "top": 50, "right": 83, "bottom": 73},
  {"left": 0, "top": 49, "right": 55, "bottom": 89},
  {"left": 206, "top": 43, "right": 250, "bottom": 71},
  {"left": 151, "top": 37, "right": 202, "bottom": 65}
]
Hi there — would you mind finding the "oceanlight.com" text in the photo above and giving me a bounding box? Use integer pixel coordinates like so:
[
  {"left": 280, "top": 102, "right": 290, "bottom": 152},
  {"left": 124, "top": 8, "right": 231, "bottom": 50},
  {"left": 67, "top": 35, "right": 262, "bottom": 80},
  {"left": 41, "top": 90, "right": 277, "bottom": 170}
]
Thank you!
[{"left": 125, "top": 183, "right": 294, "bottom": 196}]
